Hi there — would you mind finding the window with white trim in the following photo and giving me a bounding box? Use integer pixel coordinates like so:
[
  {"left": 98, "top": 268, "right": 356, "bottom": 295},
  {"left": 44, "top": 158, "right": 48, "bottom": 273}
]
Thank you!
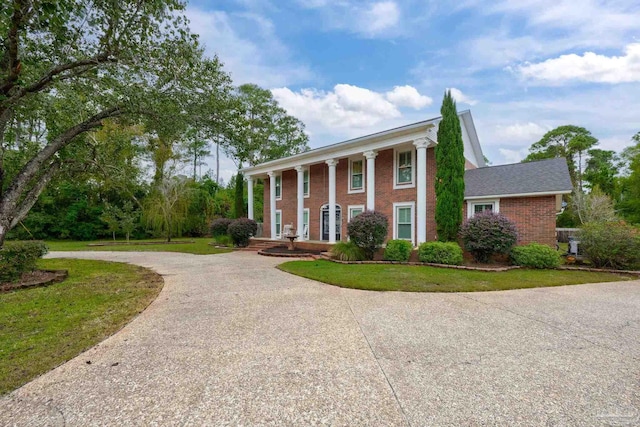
[
  {"left": 467, "top": 199, "right": 500, "bottom": 218},
  {"left": 349, "top": 159, "right": 364, "bottom": 192},
  {"left": 303, "top": 169, "right": 309, "bottom": 197},
  {"left": 394, "top": 149, "right": 415, "bottom": 187},
  {"left": 275, "top": 210, "right": 282, "bottom": 238},
  {"left": 393, "top": 202, "right": 415, "bottom": 243},
  {"left": 302, "top": 208, "right": 309, "bottom": 240},
  {"left": 348, "top": 205, "right": 364, "bottom": 221},
  {"left": 275, "top": 175, "right": 282, "bottom": 200}
]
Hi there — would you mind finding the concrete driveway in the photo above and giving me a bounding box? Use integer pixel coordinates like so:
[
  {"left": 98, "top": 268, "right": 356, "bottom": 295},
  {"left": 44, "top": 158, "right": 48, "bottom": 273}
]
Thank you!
[{"left": 1, "top": 251, "right": 639, "bottom": 426}]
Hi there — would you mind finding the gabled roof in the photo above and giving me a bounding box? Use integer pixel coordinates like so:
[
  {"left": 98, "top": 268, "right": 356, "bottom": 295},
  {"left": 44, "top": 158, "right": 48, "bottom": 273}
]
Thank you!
[
  {"left": 241, "top": 110, "right": 485, "bottom": 177},
  {"left": 465, "top": 157, "right": 573, "bottom": 199}
]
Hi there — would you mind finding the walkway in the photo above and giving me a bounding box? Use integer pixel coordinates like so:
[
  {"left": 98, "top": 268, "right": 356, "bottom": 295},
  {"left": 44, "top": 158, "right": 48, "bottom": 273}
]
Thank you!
[{"left": 1, "top": 251, "right": 638, "bottom": 426}]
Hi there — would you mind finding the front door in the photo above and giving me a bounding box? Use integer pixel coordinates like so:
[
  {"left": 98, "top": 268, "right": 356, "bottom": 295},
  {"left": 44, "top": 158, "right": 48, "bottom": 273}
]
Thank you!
[{"left": 321, "top": 205, "right": 341, "bottom": 241}]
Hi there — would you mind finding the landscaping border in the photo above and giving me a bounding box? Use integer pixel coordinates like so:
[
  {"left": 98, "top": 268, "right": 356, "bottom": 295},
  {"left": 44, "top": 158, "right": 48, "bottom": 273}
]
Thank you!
[
  {"left": 0, "top": 270, "right": 68, "bottom": 293},
  {"left": 318, "top": 253, "right": 521, "bottom": 272},
  {"left": 558, "top": 266, "right": 640, "bottom": 276}
]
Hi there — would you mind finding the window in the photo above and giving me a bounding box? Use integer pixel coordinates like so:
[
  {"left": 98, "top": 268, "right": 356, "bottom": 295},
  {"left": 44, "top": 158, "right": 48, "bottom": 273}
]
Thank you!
[
  {"left": 348, "top": 205, "right": 364, "bottom": 221},
  {"left": 467, "top": 199, "right": 500, "bottom": 218},
  {"left": 303, "top": 169, "right": 309, "bottom": 197},
  {"left": 275, "top": 175, "right": 282, "bottom": 200},
  {"left": 302, "top": 209, "right": 309, "bottom": 240},
  {"left": 275, "top": 210, "right": 282, "bottom": 238},
  {"left": 393, "top": 202, "right": 415, "bottom": 244},
  {"left": 349, "top": 159, "right": 364, "bottom": 192},
  {"left": 394, "top": 149, "right": 415, "bottom": 188}
]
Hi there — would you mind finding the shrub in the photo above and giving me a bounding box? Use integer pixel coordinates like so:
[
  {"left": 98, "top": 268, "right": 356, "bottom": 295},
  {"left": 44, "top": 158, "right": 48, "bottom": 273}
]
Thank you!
[
  {"left": 210, "top": 218, "right": 233, "bottom": 238},
  {"left": 418, "top": 241, "right": 463, "bottom": 265},
  {"left": 0, "top": 241, "right": 49, "bottom": 283},
  {"left": 331, "top": 241, "right": 366, "bottom": 261},
  {"left": 212, "top": 234, "right": 233, "bottom": 247},
  {"left": 228, "top": 218, "right": 258, "bottom": 247},
  {"left": 459, "top": 211, "right": 518, "bottom": 263},
  {"left": 347, "top": 211, "right": 389, "bottom": 260},
  {"left": 511, "top": 243, "right": 561, "bottom": 269},
  {"left": 579, "top": 222, "right": 640, "bottom": 270},
  {"left": 383, "top": 239, "right": 413, "bottom": 262}
]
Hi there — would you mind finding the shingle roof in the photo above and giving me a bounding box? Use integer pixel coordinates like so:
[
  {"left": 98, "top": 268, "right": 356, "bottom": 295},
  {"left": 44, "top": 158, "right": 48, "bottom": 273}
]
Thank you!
[{"left": 464, "top": 157, "right": 573, "bottom": 198}]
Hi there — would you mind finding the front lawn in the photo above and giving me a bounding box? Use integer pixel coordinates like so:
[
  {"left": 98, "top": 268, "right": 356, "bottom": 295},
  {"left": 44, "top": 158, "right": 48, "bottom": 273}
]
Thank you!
[
  {"left": 46, "top": 237, "right": 232, "bottom": 255},
  {"left": 278, "top": 260, "right": 634, "bottom": 292},
  {"left": 0, "top": 259, "right": 163, "bottom": 395}
]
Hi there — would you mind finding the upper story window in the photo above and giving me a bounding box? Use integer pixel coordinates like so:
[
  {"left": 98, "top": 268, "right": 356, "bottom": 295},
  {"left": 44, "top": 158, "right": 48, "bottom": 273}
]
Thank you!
[
  {"left": 394, "top": 149, "right": 415, "bottom": 188},
  {"left": 275, "top": 174, "right": 282, "bottom": 200},
  {"left": 349, "top": 159, "right": 364, "bottom": 192},
  {"left": 303, "top": 169, "right": 309, "bottom": 197}
]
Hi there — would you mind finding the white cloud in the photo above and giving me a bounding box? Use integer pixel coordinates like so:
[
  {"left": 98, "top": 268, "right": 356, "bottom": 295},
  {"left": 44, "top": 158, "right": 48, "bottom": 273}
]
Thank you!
[
  {"left": 385, "top": 85, "right": 432, "bottom": 109},
  {"left": 517, "top": 43, "right": 640, "bottom": 84},
  {"left": 448, "top": 88, "right": 477, "bottom": 105},
  {"left": 365, "top": 1, "right": 401, "bottom": 35},
  {"left": 186, "top": 8, "right": 312, "bottom": 87},
  {"left": 494, "top": 122, "right": 549, "bottom": 143},
  {"left": 498, "top": 148, "right": 529, "bottom": 164}
]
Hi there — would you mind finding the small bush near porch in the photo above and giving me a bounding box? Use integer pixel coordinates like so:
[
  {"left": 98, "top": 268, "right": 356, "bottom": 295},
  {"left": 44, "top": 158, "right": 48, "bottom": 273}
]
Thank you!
[{"left": 278, "top": 260, "right": 633, "bottom": 292}]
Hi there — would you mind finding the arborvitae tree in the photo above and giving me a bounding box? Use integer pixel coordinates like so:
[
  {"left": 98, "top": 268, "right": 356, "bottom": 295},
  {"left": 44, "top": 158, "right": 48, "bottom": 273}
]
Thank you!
[
  {"left": 435, "top": 90, "right": 465, "bottom": 242},
  {"left": 234, "top": 172, "right": 246, "bottom": 218}
]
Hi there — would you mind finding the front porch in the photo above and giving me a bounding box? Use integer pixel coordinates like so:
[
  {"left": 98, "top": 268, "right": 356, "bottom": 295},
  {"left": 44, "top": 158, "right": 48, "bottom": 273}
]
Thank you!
[{"left": 248, "top": 237, "right": 335, "bottom": 253}]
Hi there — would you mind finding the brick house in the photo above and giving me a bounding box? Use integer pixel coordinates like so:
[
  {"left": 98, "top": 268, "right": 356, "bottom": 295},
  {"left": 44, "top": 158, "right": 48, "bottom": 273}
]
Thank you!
[{"left": 241, "top": 111, "right": 572, "bottom": 247}]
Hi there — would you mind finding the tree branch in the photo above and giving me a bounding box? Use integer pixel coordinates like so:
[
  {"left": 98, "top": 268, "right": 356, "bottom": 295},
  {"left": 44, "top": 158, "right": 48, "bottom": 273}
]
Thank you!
[
  {"left": 0, "top": 0, "right": 29, "bottom": 94},
  {"left": 9, "top": 161, "right": 60, "bottom": 229}
]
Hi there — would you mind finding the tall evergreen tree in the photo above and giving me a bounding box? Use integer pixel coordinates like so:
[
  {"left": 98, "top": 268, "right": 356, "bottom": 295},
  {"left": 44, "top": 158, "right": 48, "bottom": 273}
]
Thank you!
[{"left": 435, "top": 90, "right": 465, "bottom": 242}]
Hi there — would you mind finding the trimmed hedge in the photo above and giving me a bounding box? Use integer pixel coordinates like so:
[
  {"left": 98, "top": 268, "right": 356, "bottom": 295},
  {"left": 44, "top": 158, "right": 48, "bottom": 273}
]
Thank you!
[
  {"left": 459, "top": 212, "right": 518, "bottom": 263},
  {"left": 0, "top": 241, "right": 49, "bottom": 283},
  {"left": 418, "top": 241, "right": 463, "bottom": 265},
  {"left": 210, "top": 218, "right": 233, "bottom": 238},
  {"left": 331, "top": 241, "right": 366, "bottom": 261},
  {"left": 579, "top": 222, "right": 640, "bottom": 270},
  {"left": 228, "top": 218, "right": 258, "bottom": 248},
  {"left": 383, "top": 239, "right": 413, "bottom": 262},
  {"left": 347, "top": 211, "right": 389, "bottom": 260},
  {"left": 511, "top": 243, "right": 561, "bottom": 269}
]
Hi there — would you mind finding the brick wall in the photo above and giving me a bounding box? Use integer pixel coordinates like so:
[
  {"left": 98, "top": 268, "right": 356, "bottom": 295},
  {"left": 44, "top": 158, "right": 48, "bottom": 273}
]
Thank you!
[{"left": 499, "top": 196, "right": 557, "bottom": 246}]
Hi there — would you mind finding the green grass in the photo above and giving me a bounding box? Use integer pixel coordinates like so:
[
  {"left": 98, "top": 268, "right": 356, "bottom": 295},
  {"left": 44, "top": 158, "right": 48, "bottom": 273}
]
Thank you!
[
  {"left": 46, "top": 237, "right": 232, "bottom": 255},
  {"left": 0, "top": 259, "right": 163, "bottom": 395},
  {"left": 278, "top": 260, "right": 634, "bottom": 292}
]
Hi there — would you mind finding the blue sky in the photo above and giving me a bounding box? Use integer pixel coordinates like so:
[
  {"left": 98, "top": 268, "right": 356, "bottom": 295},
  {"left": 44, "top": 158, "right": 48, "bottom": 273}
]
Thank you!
[{"left": 186, "top": 0, "right": 640, "bottom": 182}]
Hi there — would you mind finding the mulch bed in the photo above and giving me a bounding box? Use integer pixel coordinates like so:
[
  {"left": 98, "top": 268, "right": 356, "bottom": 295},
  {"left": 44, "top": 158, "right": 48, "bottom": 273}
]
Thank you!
[
  {"left": 259, "top": 245, "right": 323, "bottom": 258},
  {"left": 87, "top": 241, "right": 194, "bottom": 247},
  {"left": 1, "top": 270, "right": 68, "bottom": 293}
]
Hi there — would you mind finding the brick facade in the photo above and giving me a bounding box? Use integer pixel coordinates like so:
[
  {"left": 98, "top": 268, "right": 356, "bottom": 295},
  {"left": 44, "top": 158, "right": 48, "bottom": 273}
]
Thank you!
[{"left": 263, "top": 149, "right": 558, "bottom": 247}]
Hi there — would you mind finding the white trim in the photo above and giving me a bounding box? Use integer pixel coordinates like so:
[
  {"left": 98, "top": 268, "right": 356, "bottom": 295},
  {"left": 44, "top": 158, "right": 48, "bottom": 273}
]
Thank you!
[
  {"left": 348, "top": 157, "right": 365, "bottom": 194},
  {"left": 275, "top": 174, "right": 282, "bottom": 201},
  {"left": 393, "top": 147, "right": 416, "bottom": 189},
  {"left": 274, "top": 209, "right": 282, "bottom": 239},
  {"left": 348, "top": 204, "right": 365, "bottom": 221},
  {"left": 393, "top": 202, "right": 415, "bottom": 245},
  {"left": 467, "top": 199, "right": 500, "bottom": 218},
  {"left": 302, "top": 208, "right": 310, "bottom": 240},
  {"left": 464, "top": 190, "right": 571, "bottom": 200},
  {"left": 303, "top": 168, "right": 310, "bottom": 198}
]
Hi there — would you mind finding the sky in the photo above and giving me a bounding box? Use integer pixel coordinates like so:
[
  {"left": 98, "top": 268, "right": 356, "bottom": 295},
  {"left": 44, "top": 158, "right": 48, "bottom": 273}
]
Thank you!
[{"left": 185, "top": 0, "right": 640, "bottom": 183}]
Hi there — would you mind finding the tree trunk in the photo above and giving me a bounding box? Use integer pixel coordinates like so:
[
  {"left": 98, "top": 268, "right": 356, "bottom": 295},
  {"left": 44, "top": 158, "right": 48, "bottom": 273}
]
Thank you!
[
  {"left": 216, "top": 138, "right": 220, "bottom": 185},
  {"left": 0, "top": 220, "right": 8, "bottom": 248}
]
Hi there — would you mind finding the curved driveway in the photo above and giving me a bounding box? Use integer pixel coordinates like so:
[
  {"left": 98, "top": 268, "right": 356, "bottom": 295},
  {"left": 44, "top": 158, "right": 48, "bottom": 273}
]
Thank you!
[{"left": 1, "top": 251, "right": 639, "bottom": 426}]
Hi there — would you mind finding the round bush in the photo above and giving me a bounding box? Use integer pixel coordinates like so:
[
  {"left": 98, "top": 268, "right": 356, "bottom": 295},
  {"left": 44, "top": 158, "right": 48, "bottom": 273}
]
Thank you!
[
  {"left": 228, "top": 218, "right": 258, "bottom": 247},
  {"left": 383, "top": 239, "right": 413, "bottom": 262},
  {"left": 459, "top": 212, "right": 518, "bottom": 263},
  {"left": 0, "top": 241, "right": 49, "bottom": 283},
  {"left": 579, "top": 221, "right": 640, "bottom": 270},
  {"left": 347, "top": 211, "right": 389, "bottom": 260},
  {"left": 418, "top": 241, "right": 463, "bottom": 265},
  {"left": 210, "top": 218, "right": 233, "bottom": 238},
  {"left": 331, "top": 241, "right": 366, "bottom": 261},
  {"left": 510, "top": 243, "right": 560, "bottom": 269}
]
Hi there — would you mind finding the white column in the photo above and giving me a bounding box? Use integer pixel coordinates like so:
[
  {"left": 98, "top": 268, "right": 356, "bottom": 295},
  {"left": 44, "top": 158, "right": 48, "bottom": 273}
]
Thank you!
[
  {"left": 414, "top": 138, "right": 429, "bottom": 245},
  {"left": 364, "top": 150, "right": 377, "bottom": 211},
  {"left": 295, "top": 166, "right": 305, "bottom": 240},
  {"left": 247, "top": 176, "right": 254, "bottom": 220},
  {"left": 326, "top": 159, "right": 338, "bottom": 243},
  {"left": 268, "top": 171, "right": 277, "bottom": 239}
]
